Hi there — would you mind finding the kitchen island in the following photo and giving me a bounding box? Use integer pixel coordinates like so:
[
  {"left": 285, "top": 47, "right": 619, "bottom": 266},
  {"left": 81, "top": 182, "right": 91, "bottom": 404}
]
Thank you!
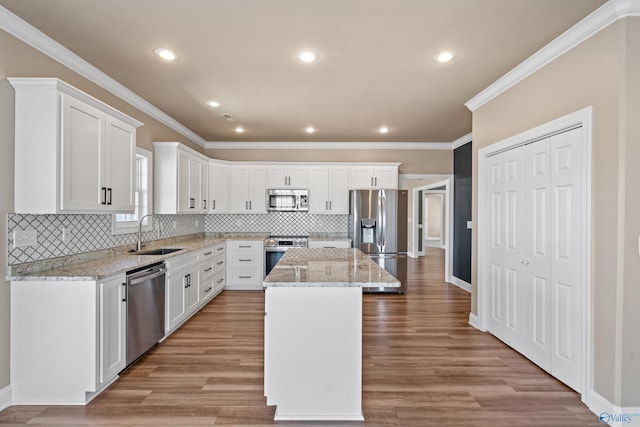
[{"left": 263, "top": 248, "right": 400, "bottom": 421}]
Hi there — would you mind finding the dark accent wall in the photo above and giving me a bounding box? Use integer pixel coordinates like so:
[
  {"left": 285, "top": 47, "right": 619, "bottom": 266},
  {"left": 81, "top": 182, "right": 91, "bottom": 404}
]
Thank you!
[{"left": 453, "top": 142, "right": 472, "bottom": 283}]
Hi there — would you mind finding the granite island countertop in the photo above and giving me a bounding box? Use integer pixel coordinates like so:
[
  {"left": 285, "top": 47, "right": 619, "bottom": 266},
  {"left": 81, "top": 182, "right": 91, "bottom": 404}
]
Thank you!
[
  {"left": 8, "top": 232, "right": 270, "bottom": 282},
  {"left": 263, "top": 248, "right": 400, "bottom": 288}
]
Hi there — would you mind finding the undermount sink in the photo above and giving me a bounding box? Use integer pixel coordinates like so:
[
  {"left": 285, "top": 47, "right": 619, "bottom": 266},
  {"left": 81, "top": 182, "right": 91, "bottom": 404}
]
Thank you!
[{"left": 133, "top": 248, "right": 183, "bottom": 256}]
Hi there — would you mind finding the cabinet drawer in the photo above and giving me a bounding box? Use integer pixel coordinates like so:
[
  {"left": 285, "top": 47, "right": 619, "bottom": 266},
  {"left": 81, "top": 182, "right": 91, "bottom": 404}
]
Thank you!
[
  {"left": 228, "top": 253, "right": 261, "bottom": 266},
  {"left": 165, "top": 252, "right": 199, "bottom": 271},
  {"left": 213, "top": 243, "right": 226, "bottom": 255},
  {"left": 214, "top": 254, "right": 226, "bottom": 272},
  {"left": 214, "top": 272, "right": 226, "bottom": 292},
  {"left": 200, "top": 246, "right": 216, "bottom": 260},
  {"left": 228, "top": 240, "right": 262, "bottom": 253},
  {"left": 200, "top": 260, "right": 215, "bottom": 279},
  {"left": 200, "top": 276, "right": 215, "bottom": 300},
  {"left": 308, "top": 240, "right": 352, "bottom": 249},
  {"left": 227, "top": 267, "right": 262, "bottom": 286}
]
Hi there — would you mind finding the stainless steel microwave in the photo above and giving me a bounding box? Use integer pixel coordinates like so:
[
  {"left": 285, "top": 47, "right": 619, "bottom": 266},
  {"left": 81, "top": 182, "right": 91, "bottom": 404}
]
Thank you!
[{"left": 266, "top": 189, "right": 309, "bottom": 212}]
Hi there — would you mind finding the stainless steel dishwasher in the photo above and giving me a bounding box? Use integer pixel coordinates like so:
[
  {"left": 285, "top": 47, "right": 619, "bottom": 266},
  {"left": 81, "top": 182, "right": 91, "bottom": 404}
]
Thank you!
[{"left": 126, "top": 262, "right": 166, "bottom": 366}]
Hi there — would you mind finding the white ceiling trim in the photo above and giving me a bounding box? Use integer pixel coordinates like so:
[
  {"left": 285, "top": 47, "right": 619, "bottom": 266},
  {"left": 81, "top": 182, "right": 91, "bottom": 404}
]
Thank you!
[
  {"left": 465, "top": 0, "right": 640, "bottom": 112},
  {"left": 0, "top": 6, "right": 208, "bottom": 147},
  {"left": 205, "top": 141, "right": 453, "bottom": 150},
  {"left": 451, "top": 133, "right": 472, "bottom": 149}
]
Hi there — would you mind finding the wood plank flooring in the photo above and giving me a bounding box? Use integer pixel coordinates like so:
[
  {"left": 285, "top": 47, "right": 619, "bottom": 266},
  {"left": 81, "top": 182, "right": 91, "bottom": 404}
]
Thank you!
[{"left": 0, "top": 248, "right": 601, "bottom": 426}]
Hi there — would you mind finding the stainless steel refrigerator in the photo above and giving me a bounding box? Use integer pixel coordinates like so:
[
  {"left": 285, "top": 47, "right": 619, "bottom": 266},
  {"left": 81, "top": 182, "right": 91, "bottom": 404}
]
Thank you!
[{"left": 349, "top": 189, "right": 408, "bottom": 293}]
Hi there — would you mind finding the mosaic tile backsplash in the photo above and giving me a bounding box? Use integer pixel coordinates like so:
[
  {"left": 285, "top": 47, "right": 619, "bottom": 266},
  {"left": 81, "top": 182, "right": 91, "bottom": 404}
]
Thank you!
[{"left": 7, "top": 212, "right": 347, "bottom": 265}]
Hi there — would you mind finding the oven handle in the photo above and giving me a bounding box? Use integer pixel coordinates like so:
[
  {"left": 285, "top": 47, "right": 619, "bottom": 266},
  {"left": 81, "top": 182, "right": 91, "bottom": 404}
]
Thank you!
[{"left": 265, "top": 247, "right": 289, "bottom": 252}]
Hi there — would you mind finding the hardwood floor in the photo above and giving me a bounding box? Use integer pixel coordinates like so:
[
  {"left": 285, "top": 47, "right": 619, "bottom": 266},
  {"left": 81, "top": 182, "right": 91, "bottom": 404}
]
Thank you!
[{"left": 0, "top": 248, "right": 600, "bottom": 426}]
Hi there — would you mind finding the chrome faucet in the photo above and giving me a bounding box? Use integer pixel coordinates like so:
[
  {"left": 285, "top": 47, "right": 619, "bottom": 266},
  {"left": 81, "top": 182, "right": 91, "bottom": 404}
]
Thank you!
[{"left": 137, "top": 214, "right": 154, "bottom": 252}]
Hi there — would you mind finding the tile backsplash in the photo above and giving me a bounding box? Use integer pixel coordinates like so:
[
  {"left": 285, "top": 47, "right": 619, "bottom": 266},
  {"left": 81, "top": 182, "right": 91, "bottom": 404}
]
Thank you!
[{"left": 6, "top": 212, "right": 347, "bottom": 265}]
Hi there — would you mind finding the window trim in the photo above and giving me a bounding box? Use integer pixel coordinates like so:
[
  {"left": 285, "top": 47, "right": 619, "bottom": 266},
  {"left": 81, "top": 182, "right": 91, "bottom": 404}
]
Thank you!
[{"left": 111, "top": 147, "right": 153, "bottom": 235}]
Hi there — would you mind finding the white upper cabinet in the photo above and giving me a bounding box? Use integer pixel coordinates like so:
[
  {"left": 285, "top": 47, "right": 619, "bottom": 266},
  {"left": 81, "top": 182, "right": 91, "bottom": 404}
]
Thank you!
[
  {"left": 229, "top": 165, "right": 267, "bottom": 213},
  {"left": 308, "top": 166, "right": 349, "bottom": 214},
  {"left": 266, "top": 165, "right": 308, "bottom": 188},
  {"left": 153, "top": 142, "right": 209, "bottom": 214},
  {"left": 209, "top": 161, "right": 229, "bottom": 213},
  {"left": 348, "top": 165, "right": 399, "bottom": 189},
  {"left": 10, "top": 78, "right": 141, "bottom": 214}
]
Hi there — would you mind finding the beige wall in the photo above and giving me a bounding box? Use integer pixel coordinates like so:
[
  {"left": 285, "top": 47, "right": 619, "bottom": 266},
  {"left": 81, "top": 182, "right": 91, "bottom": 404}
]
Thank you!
[
  {"left": 471, "top": 18, "right": 640, "bottom": 406},
  {"left": 206, "top": 148, "right": 453, "bottom": 175}
]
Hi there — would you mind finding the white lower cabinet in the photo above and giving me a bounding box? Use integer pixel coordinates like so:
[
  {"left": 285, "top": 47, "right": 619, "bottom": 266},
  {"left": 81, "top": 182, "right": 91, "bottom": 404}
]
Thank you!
[
  {"left": 166, "top": 252, "right": 200, "bottom": 334},
  {"left": 10, "top": 274, "right": 127, "bottom": 404},
  {"left": 199, "top": 243, "right": 225, "bottom": 303},
  {"left": 226, "top": 240, "right": 264, "bottom": 290},
  {"left": 308, "top": 239, "right": 352, "bottom": 249},
  {"left": 99, "top": 274, "right": 127, "bottom": 384}
]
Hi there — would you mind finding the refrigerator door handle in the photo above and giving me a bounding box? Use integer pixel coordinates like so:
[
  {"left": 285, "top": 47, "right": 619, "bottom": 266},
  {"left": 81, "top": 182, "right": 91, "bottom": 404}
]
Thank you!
[{"left": 380, "top": 190, "right": 386, "bottom": 250}]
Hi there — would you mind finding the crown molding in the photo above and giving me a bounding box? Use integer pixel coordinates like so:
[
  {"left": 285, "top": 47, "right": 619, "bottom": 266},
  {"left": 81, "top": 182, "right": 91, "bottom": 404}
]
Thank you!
[
  {"left": 205, "top": 141, "right": 454, "bottom": 150},
  {"left": 0, "top": 6, "right": 207, "bottom": 147},
  {"left": 451, "top": 132, "right": 472, "bottom": 149},
  {"left": 465, "top": 0, "right": 640, "bottom": 112}
]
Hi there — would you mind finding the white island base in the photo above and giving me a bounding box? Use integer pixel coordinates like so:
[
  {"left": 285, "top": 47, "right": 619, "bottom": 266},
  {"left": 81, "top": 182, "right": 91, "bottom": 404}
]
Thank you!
[{"left": 264, "top": 286, "right": 364, "bottom": 421}]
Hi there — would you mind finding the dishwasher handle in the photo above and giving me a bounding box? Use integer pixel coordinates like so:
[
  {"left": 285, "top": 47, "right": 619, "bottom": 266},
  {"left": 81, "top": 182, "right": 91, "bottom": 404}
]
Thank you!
[{"left": 128, "top": 268, "right": 166, "bottom": 286}]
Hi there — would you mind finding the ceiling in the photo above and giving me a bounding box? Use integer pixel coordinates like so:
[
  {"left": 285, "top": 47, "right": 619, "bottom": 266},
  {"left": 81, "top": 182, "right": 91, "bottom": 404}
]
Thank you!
[{"left": 0, "top": 0, "right": 606, "bottom": 145}]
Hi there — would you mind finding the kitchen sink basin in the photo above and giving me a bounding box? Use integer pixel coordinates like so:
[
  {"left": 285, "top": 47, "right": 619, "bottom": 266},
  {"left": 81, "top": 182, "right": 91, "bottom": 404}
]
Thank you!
[{"left": 133, "top": 248, "right": 183, "bottom": 256}]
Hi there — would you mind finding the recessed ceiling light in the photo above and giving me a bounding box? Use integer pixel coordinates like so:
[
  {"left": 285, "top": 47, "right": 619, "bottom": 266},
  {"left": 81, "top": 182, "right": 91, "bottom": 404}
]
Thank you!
[
  {"left": 235, "top": 126, "right": 245, "bottom": 133},
  {"left": 305, "top": 126, "right": 315, "bottom": 134},
  {"left": 379, "top": 126, "right": 389, "bottom": 134},
  {"left": 207, "top": 100, "right": 220, "bottom": 108},
  {"left": 434, "top": 50, "right": 457, "bottom": 63},
  {"left": 153, "top": 48, "right": 179, "bottom": 61},
  {"left": 298, "top": 50, "right": 319, "bottom": 63}
]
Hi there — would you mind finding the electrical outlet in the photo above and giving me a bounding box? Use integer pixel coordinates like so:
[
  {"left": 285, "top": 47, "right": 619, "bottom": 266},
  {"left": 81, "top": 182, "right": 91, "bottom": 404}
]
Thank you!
[
  {"left": 62, "top": 227, "right": 72, "bottom": 243},
  {"left": 13, "top": 229, "right": 37, "bottom": 248},
  {"left": 195, "top": 219, "right": 199, "bottom": 227},
  {"left": 172, "top": 220, "right": 177, "bottom": 230},
  {"left": 235, "top": 219, "right": 242, "bottom": 227}
]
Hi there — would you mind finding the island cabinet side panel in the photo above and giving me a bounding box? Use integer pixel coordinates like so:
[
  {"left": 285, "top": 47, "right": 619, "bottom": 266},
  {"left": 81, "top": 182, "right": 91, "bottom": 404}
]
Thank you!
[
  {"left": 264, "top": 286, "right": 363, "bottom": 421},
  {"left": 10, "top": 281, "right": 98, "bottom": 404}
]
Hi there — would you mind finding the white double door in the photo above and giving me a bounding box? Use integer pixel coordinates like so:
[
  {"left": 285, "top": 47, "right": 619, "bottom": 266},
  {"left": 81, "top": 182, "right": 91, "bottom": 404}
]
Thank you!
[{"left": 486, "top": 127, "right": 583, "bottom": 392}]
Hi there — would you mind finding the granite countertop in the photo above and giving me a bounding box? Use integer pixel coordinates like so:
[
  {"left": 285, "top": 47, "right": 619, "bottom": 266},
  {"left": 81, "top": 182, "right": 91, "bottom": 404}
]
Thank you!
[
  {"left": 263, "top": 248, "right": 400, "bottom": 288},
  {"left": 8, "top": 233, "right": 270, "bottom": 282}
]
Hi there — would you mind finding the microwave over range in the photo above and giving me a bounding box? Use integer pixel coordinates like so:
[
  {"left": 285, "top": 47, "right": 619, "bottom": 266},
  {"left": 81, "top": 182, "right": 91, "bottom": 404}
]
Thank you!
[{"left": 266, "top": 189, "right": 309, "bottom": 212}]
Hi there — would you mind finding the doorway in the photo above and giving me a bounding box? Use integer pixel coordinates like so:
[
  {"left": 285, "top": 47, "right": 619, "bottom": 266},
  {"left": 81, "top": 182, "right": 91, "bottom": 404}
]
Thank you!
[{"left": 411, "top": 179, "right": 453, "bottom": 284}]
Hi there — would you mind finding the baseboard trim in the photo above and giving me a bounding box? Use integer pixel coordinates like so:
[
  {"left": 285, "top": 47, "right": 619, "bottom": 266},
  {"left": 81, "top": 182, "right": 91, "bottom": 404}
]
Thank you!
[
  {"left": 589, "top": 390, "right": 640, "bottom": 426},
  {"left": 450, "top": 276, "right": 471, "bottom": 292},
  {"left": 468, "top": 313, "right": 484, "bottom": 331},
  {"left": 0, "top": 385, "right": 11, "bottom": 411}
]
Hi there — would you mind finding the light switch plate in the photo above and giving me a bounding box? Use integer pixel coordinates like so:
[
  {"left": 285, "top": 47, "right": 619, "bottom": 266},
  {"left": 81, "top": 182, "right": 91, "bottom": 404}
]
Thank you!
[
  {"left": 13, "top": 229, "right": 37, "bottom": 248},
  {"left": 466, "top": 221, "right": 473, "bottom": 229}
]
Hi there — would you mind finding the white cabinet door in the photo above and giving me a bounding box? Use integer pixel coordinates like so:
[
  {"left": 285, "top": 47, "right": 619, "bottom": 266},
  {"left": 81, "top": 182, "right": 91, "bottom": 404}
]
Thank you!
[
  {"left": 185, "top": 269, "right": 200, "bottom": 313},
  {"left": 177, "top": 150, "right": 192, "bottom": 213},
  {"left": 229, "top": 166, "right": 266, "bottom": 213},
  {"left": 267, "top": 166, "right": 308, "bottom": 188},
  {"left": 99, "top": 274, "right": 126, "bottom": 384},
  {"left": 328, "top": 167, "right": 349, "bottom": 213},
  {"left": 202, "top": 161, "right": 210, "bottom": 212},
  {"left": 229, "top": 166, "right": 251, "bottom": 213},
  {"left": 105, "top": 116, "right": 136, "bottom": 212},
  {"left": 308, "top": 167, "right": 330, "bottom": 213},
  {"left": 190, "top": 155, "right": 204, "bottom": 212},
  {"left": 167, "top": 271, "right": 188, "bottom": 332},
  {"left": 61, "top": 94, "right": 105, "bottom": 211},
  {"left": 374, "top": 167, "right": 398, "bottom": 189},
  {"left": 308, "top": 166, "right": 349, "bottom": 214},
  {"left": 348, "top": 166, "right": 397, "bottom": 189},
  {"left": 210, "top": 162, "right": 229, "bottom": 212},
  {"left": 248, "top": 166, "right": 267, "bottom": 212}
]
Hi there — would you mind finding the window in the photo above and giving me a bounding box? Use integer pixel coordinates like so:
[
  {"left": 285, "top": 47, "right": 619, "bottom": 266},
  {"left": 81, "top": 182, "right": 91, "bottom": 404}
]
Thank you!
[{"left": 112, "top": 147, "right": 153, "bottom": 235}]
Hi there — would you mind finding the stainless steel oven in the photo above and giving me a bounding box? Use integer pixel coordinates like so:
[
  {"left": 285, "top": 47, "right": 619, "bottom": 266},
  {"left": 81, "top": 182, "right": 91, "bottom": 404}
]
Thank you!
[{"left": 264, "top": 235, "right": 308, "bottom": 276}]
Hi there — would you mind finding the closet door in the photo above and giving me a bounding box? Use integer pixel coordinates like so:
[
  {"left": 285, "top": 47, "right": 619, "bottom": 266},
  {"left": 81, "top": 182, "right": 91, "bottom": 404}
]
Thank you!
[
  {"left": 548, "top": 128, "right": 583, "bottom": 392},
  {"left": 486, "top": 153, "right": 505, "bottom": 339},
  {"left": 524, "top": 138, "right": 552, "bottom": 369}
]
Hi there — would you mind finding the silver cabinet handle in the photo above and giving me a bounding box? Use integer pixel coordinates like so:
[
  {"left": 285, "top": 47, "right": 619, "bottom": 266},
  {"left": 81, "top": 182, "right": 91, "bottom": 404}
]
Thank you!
[
  {"left": 239, "top": 259, "right": 252, "bottom": 262},
  {"left": 107, "top": 188, "right": 112, "bottom": 205},
  {"left": 204, "top": 251, "right": 213, "bottom": 256},
  {"left": 329, "top": 201, "right": 332, "bottom": 210},
  {"left": 101, "top": 187, "right": 107, "bottom": 205},
  {"left": 203, "top": 199, "right": 207, "bottom": 209},
  {"left": 217, "top": 261, "right": 224, "bottom": 265},
  {"left": 371, "top": 177, "right": 374, "bottom": 186},
  {"left": 204, "top": 286, "right": 212, "bottom": 293},
  {"left": 204, "top": 267, "right": 213, "bottom": 272},
  {"left": 239, "top": 275, "right": 252, "bottom": 279},
  {"left": 213, "top": 200, "right": 216, "bottom": 210},
  {"left": 216, "top": 278, "right": 224, "bottom": 284}
]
